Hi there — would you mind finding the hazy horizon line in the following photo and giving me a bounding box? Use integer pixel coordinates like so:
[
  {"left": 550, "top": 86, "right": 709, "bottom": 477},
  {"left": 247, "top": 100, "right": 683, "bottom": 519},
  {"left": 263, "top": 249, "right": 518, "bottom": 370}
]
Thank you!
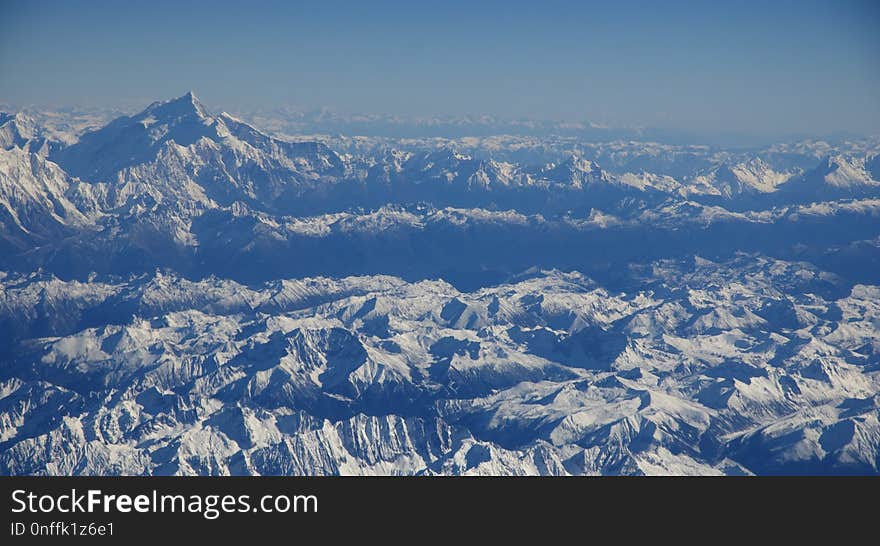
[{"left": 2, "top": 91, "right": 878, "bottom": 148}]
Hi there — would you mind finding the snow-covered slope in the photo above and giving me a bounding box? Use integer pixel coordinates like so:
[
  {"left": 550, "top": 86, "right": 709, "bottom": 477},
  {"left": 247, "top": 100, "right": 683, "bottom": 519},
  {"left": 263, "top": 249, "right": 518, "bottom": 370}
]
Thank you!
[
  {"left": 0, "top": 147, "right": 101, "bottom": 250},
  {"left": 1, "top": 256, "right": 877, "bottom": 475}
]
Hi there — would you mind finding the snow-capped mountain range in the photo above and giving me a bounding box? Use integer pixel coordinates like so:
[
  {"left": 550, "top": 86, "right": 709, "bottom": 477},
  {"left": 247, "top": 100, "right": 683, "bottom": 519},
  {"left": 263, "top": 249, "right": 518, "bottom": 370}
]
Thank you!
[{"left": 1, "top": 93, "right": 878, "bottom": 475}]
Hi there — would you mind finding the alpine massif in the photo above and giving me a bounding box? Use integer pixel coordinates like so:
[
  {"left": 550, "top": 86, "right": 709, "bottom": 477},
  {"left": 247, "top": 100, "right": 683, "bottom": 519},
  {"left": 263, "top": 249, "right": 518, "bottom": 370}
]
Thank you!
[{"left": 1, "top": 93, "right": 879, "bottom": 475}]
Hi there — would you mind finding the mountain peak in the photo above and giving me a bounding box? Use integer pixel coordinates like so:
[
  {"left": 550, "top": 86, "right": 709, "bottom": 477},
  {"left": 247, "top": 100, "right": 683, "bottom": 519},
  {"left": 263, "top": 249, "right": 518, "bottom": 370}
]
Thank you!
[
  {"left": 51, "top": 92, "right": 216, "bottom": 180},
  {"left": 182, "top": 90, "right": 206, "bottom": 109},
  {"left": 144, "top": 91, "right": 209, "bottom": 121},
  {"left": 1, "top": 111, "right": 44, "bottom": 152}
]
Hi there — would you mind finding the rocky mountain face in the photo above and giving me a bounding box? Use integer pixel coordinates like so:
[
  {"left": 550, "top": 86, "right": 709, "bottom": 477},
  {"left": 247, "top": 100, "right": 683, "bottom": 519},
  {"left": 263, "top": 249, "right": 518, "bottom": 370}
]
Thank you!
[{"left": 0, "top": 93, "right": 878, "bottom": 475}]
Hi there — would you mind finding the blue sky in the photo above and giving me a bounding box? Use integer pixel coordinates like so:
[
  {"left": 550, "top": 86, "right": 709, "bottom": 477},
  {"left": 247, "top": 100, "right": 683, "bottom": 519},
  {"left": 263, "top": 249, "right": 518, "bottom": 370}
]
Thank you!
[{"left": 1, "top": 0, "right": 878, "bottom": 137}]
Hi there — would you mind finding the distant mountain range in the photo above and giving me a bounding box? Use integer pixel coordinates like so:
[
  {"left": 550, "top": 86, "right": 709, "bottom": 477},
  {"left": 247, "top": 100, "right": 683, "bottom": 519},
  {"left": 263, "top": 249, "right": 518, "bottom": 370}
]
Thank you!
[{"left": 1, "top": 93, "right": 878, "bottom": 475}]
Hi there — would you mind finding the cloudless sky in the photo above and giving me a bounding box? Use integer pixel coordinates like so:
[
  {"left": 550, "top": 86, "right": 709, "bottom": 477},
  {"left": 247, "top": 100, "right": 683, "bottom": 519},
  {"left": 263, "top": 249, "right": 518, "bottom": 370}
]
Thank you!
[{"left": 1, "top": 0, "right": 878, "bottom": 137}]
